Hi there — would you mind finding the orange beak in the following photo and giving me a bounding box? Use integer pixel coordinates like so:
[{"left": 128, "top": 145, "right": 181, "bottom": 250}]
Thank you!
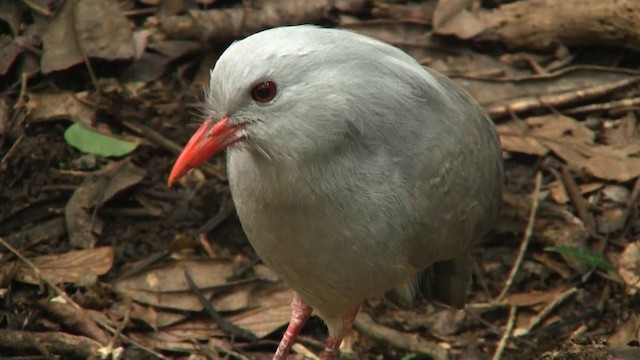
[{"left": 168, "top": 116, "right": 244, "bottom": 186}]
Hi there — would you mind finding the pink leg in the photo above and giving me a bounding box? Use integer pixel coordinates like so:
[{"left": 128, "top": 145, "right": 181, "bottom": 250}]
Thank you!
[
  {"left": 273, "top": 294, "right": 313, "bottom": 360},
  {"left": 320, "top": 307, "right": 360, "bottom": 360}
]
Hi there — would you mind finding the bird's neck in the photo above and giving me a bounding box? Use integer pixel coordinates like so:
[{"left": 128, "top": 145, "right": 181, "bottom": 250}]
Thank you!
[{"left": 227, "top": 142, "right": 377, "bottom": 208}]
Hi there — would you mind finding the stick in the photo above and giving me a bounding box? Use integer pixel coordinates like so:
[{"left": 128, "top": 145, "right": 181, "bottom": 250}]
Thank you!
[
  {"left": 491, "top": 305, "right": 518, "bottom": 360},
  {"left": 496, "top": 171, "right": 543, "bottom": 300}
]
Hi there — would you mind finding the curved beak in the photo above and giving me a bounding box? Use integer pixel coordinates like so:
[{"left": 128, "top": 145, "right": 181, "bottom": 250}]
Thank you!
[{"left": 168, "top": 116, "right": 244, "bottom": 186}]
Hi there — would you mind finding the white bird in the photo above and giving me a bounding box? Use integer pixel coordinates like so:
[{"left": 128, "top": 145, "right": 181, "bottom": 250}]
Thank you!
[{"left": 169, "top": 25, "right": 503, "bottom": 359}]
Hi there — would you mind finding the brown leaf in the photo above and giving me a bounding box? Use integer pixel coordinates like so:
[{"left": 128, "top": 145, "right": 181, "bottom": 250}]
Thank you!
[
  {"left": 113, "top": 258, "right": 237, "bottom": 311},
  {"left": 228, "top": 286, "right": 295, "bottom": 338},
  {"left": 0, "top": 35, "right": 35, "bottom": 76},
  {"left": 618, "top": 242, "right": 640, "bottom": 295},
  {"left": 66, "top": 161, "right": 146, "bottom": 249},
  {"left": 498, "top": 114, "right": 640, "bottom": 181},
  {"left": 548, "top": 181, "right": 603, "bottom": 204},
  {"left": 584, "top": 154, "right": 640, "bottom": 182},
  {"left": 504, "top": 288, "right": 564, "bottom": 307},
  {"left": 602, "top": 113, "right": 639, "bottom": 146},
  {"left": 129, "top": 323, "right": 223, "bottom": 352},
  {"left": 433, "top": 0, "right": 486, "bottom": 39},
  {"left": 40, "top": 0, "right": 82, "bottom": 74},
  {"left": 75, "top": 0, "right": 135, "bottom": 61},
  {"left": 41, "top": 0, "right": 134, "bottom": 74},
  {"left": 28, "top": 92, "right": 96, "bottom": 126},
  {"left": 497, "top": 122, "right": 548, "bottom": 156},
  {"left": 609, "top": 313, "right": 640, "bottom": 347},
  {"left": 14, "top": 246, "right": 114, "bottom": 285}
]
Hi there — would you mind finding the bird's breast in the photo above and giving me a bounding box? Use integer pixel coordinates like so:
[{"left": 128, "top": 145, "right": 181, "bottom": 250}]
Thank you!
[{"left": 226, "top": 150, "right": 417, "bottom": 316}]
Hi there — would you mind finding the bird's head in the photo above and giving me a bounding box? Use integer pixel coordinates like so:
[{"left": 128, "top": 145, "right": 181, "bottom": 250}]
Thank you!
[{"left": 168, "top": 26, "right": 428, "bottom": 186}]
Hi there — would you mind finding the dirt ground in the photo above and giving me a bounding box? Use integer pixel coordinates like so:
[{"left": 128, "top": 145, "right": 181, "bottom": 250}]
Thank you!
[{"left": 1, "top": 0, "right": 640, "bottom": 359}]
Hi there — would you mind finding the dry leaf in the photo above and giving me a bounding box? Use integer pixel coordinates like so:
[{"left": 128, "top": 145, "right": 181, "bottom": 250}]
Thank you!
[
  {"left": 28, "top": 92, "right": 95, "bottom": 126},
  {"left": 609, "top": 313, "right": 640, "bottom": 347},
  {"left": 229, "top": 286, "right": 295, "bottom": 338},
  {"left": 41, "top": 0, "right": 134, "bottom": 73},
  {"left": 504, "top": 288, "right": 564, "bottom": 307},
  {"left": 14, "top": 247, "right": 114, "bottom": 285},
  {"left": 602, "top": 112, "right": 639, "bottom": 146},
  {"left": 547, "top": 181, "right": 603, "bottom": 204},
  {"left": 113, "top": 258, "right": 236, "bottom": 311},
  {"left": 129, "top": 324, "right": 221, "bottom": 352},
  {"left": 66, "top": 161, "right": 146, "bottom": 249},
  {"left": 498, "top": 114, "right": 640, "bottom": 181},
  {"left": 433, "top": 0, "right": 486, "bottom": 39},
  {"left": 618, "top": 242, "right": 640, "bottom": 295}
]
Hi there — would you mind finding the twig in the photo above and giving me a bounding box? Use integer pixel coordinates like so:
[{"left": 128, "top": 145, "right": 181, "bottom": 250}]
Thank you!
[
  {"left": 199, "top": 233, "right": 217, "bottom": 258},
  {"left": 354, "top": 312, "right": 448, "bottom": 360},
  {"left": 183, "top": 269, "right": 257, "bottom": 341},
  {"left": 292, "top": 343, "right": 320, "bottom": 359},
  {"left": 99, "top": 298, "right": 132, "bottom": 359},
  {"left": 199, "top": 195, "right": 235, "bottom": 234},
  {"left": 496, "top": 171, "right": 543, "bottom": 301},
  {"left": 491, "top": 305, "right": 518, "bottom": 360},
  {"left": 70, "top": 5, "right": 100, "bottom": 94},
  {"left": 1, "top": 132, "right": 25, "bottom": 170},
  {"left": 123, "top": 7, "right": 157, "bottom": 17},
  {"left": 559, "top": 166, "right": 597, "bottom": 236},
  {"left": 20, "top": 0, "right": 53, "bottom": 16},
  {"left": 516, "top": 287, "right": 578, "bottom": 337},
  {"left": 14, "top": 72, "right": 29, "bottom": 111},
  {"left": 564, "top": 96, "right": 640, "bottom": 115},
  {"left": 485, "top": 77, "right": 640, "bottom": 118}
]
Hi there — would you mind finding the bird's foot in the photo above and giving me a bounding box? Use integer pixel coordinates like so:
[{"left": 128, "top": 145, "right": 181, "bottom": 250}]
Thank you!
[
  {"left": 272, "top": 294, "right": 312, "bottom": 360},
  {"left": 320, "top": 307, "right": 360, "bottom": 360}
]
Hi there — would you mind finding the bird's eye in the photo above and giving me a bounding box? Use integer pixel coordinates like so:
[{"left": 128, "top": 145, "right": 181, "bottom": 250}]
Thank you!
[{"left": 250, "top": 81, "right": 277, "bottom": 103}]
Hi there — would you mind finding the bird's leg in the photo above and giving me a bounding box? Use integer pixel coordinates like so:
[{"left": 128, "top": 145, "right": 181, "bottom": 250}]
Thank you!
[
  {"left": 273, "top": 293, "right": 313, "bottom": 360},
  {"left": 320, "top": 307, "right": 360, "bottom": 360}
]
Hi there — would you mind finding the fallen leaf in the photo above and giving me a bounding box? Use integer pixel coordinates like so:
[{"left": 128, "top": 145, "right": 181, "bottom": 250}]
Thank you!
[
  {"left": 602, "top": 112, "right": 639, "bottom": 147},
  {"left": 66, "top": 161, "right": 146, "bottom": 248},
  {"left": 545, "top": 246, "right": 615, "bottom": 271},
  {"left": 498, "top": 114, "right": 640, "bottom": 181},
  {"left": 28, "top": 92, "right": 96, "bottom": 126},
  {"left": 433, "top": 0, "right": 486, "bottom": 39},
  {"left": 113, "top": 258, "right": 237, "bottom": 311},
  {"left": 547, "top": 181, "right": 603, "bottom": 204},
  {"left": 0, "top": 35, "right": 40, "bottom": 76},
  {"left": 504, "top": 288, "right": 564, "bottom": 307},
  {"left": 41, "top": 0, "right": 134, "bottom": 74},
  {"left": 609, "top": 313, "right": 640, "bottom": 347},
  {"left": 13, "top": 247, "right": 114, "bottom": 285},
  {"left": 228, "top": 286, "right": 295, "bottom": 338},
  {"left": 598, "top": 207, "right": 629, "bottom": 234},
  {"left": 619, "top": 242, "right": 640, "bottom": 295},
  {"left": 64, "top": 123, "right": 139, "bottom": 157},
  {"left": 129, "top": 323, "right": 222, "bottom": 353}
]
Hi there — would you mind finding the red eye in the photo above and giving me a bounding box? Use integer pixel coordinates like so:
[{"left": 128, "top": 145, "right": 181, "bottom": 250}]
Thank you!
[{"left": 250, "top": 81, "right": 277, "bottom": 103}]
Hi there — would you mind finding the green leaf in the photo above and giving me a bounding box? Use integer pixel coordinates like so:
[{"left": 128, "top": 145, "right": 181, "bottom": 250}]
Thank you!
[
  {"left": 545, "top": 246, "right": 615, "bottom": 271},
  {"left": 400, "top": 354, "right": 418, "bottom": 360},
  {"left": 64, "top": 123, "right": 138, "bottom": 157}
]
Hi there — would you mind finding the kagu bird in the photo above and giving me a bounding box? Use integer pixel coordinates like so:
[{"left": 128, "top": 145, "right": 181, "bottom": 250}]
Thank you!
[{"left": 169, "top": 25, "right": 503, "bottom": 359}]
